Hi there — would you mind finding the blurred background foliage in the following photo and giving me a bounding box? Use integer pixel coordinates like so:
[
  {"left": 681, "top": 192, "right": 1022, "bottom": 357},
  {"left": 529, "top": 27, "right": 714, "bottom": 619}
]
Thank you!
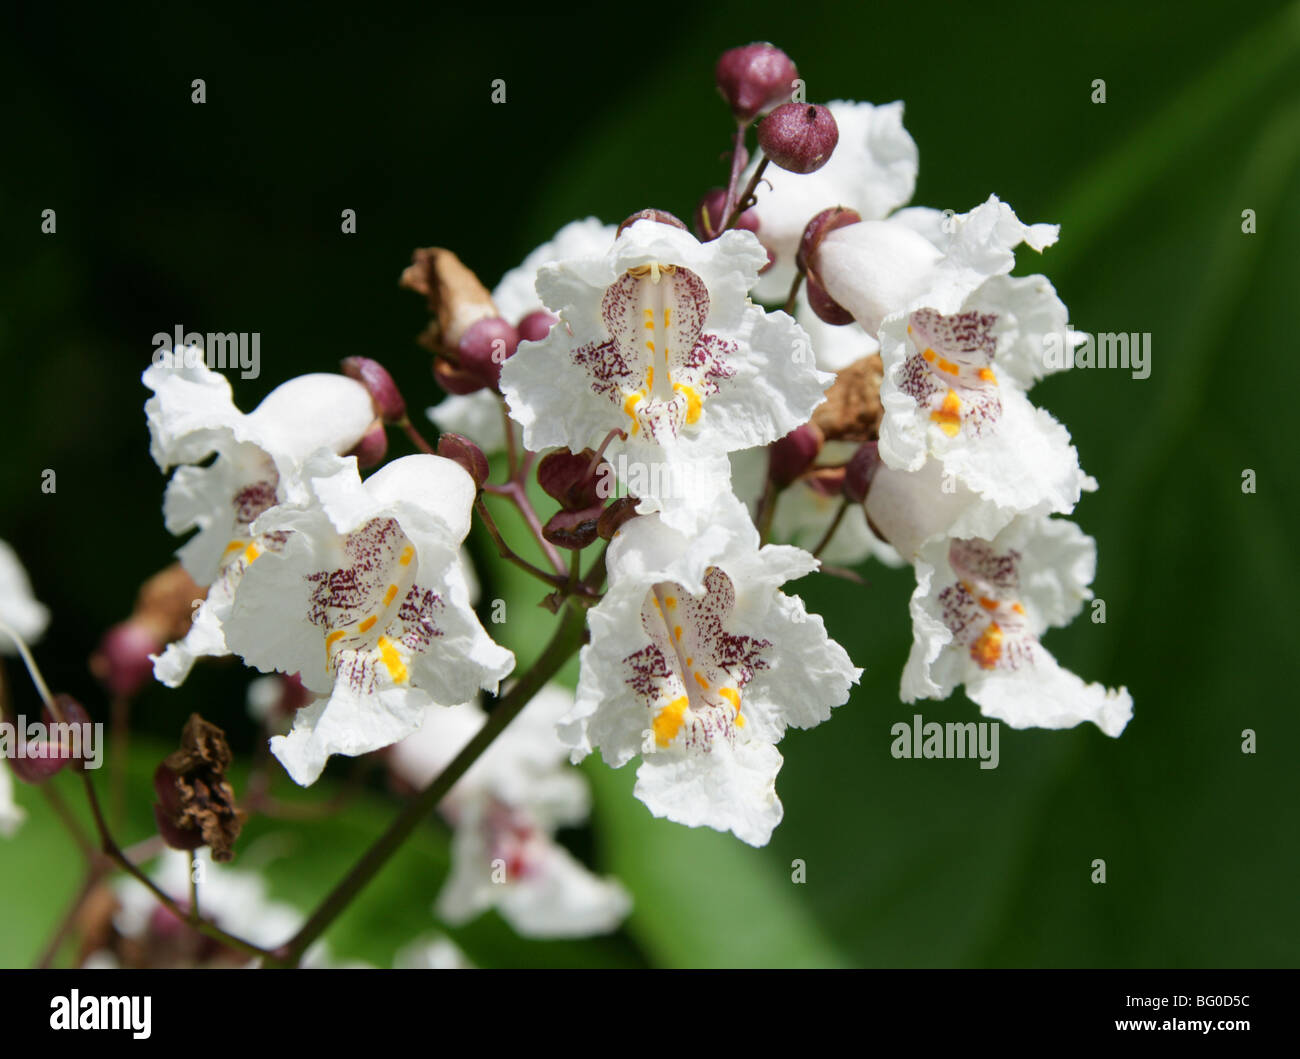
[{"left": 1, "top": 1, "right": 1297, "bottom": 967}]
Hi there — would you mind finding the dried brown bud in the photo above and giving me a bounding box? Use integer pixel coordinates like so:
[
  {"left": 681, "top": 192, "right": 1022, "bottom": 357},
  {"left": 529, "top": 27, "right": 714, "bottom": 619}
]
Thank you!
[
  {"left": 597, "top": 496, "right": 640, "bottom": 540},
  {"left": 812, "top": 355, "right": 884, "bottom": 443},
  {"left": 401, "top": 247, "right": 499, "bottom": 354},
  {"left": 537, "top": 449, "right": 607, "bottom": 511},
  {"left": 543, "top": 504, "right": 605, "bottom": 551},
  {"left": 153, "top": 714, "right": 245, "bottom": 862}
]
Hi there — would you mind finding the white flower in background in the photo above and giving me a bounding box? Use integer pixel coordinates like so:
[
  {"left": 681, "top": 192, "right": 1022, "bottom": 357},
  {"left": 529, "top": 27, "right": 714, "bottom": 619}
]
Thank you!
[
  {"left": 94, "top": 850, "right": 341, "bottom": 968},
  {"left": 428, "top": 217, "right": 617, "bottom": 454},
  {"left": 874, "top": 278, "right": 1093, "bottom": 529},
  {"left": 0, "top": 538, "right": 50, "bottom": 651},
  {"left": 813, "top": 195, "right": 1059, "bottom": 338},
  {"left": 563, "top": 494, "right": 860, "bottom": 847},
  {"left": 903, "top": 516, "right": 1132, "bottom": 737},
  {"left": 748, "top": 100, "right": 919, "bottom": 303},
  {"left": 143, "top": 359, "right": 377, "bottom": 686},
  {"left": 390, "top": 684, "right": 630, "bottom": 938},
  {"left": 501, "top": 219, "right": 830, "bottom": 526},
  {"left": 225, "top": 451, "right": 513, "bottom": 786},
  {"left": 0, "top": 761, "right": 23, "bottom": 838},
  {"left": 393, "top": 934, "right": 475, "bottom": 969},
  {"left": 728, "top": 445, "right": 900, "bottom": 567},
  {"left": 1, "top": 539, "right": 48, "bottom": 838}
]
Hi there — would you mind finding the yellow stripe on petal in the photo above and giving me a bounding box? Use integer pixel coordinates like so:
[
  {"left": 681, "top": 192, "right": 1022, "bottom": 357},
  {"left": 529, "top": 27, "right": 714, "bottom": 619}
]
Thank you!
[
  {"left": 377, "top": 636, "right": 409, "bottom": 683},
  {"left": 653, "top": 696, "right": 688, "bottom": 747}
]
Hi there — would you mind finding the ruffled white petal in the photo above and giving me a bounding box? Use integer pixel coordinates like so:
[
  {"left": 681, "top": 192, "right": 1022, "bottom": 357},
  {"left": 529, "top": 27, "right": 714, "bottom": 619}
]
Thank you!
[
  {"left": 0, "top": 539, "right": 49, "bottom": 652},
  {"left": 491, "top": 217, "right": 617, "bottom": 322}
]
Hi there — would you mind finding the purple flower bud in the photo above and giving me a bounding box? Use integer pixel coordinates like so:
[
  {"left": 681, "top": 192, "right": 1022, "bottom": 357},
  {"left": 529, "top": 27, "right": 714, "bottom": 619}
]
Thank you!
[
  {"left": 537, "top": 449, "right": 607, "bottom": 511},
  {"left": 517, "top": 310, "right": 559, "bottom": 343},
  {"left": 90, "top": 621, "right": 163, "bottom": 698},
  {"left": 597, "top": 496, "right": 640, "bottom": 540},
  {"left": 805, "top": 465, "right": 848, "bottom": 498},
  {"left": 457, "top": 317, "right": 519, "bottom": 390},
  {"left": 844, "top": 442, "right": 882, "bottom": 504},
  {"left": 9, "top": 696, "right": 90, "bottom": 782},
  {"left": 617, "top": 209, "right": 689, "bottom": 237},
  {"left": 340, "top": 356, "right": 407, "bottom": 423},
  {"left": 757, "top": 103, "right": 839, "bottom": 174},
  {"left": 694, "top": 188, "right": 759, "bottom": 241},
  {"left": 806, "top": 272, "right": 854, "bottom": 326},
  {"left": 768, "top": 424, "right": 824, "bottom": 487},
  {"left": 436, "top": 433, "right": 490, "bottom": 489},
  {"left": 543, "top": 504, "right": 605, "bottom": 551},
  {"left": 715, "top": 42, "right": 799, "bottom": 123},
  {"left": 346, "top": 420, "right": 388, "bottom": 469},
  {"left": 797, "top": 206, "right": 862, "bottom": 274}
]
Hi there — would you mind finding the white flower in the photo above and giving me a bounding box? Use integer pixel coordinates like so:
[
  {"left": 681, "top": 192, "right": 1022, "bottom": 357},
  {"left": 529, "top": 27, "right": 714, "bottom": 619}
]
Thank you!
[
  {"left": 0, "top": 538, "right": 49, "bottom": 652},
  {"left": 428, "top": 217, "right": 617, "bottom": 455},
  {"left": 903, "top": 516, "right": 1132, "bottom": 737},
  {"left": 814, "top": 195, "right": 1059, "bottom": 338},
  {"left": 500, "top": 219, "right": 829, "bottom": 525},
  {"left": 748, "top": 100, "right": 919, "bottom": 303},
  {"left": 563, "top": 494, "right": 860, "bottom": 846},
  {"left": 101, "top": 850, "right": 341, "bottom": 968},
  {"left": 874, "top": 278, "right": 1093, "bottom": 529},
  {"left": 144, "top": 358, "right": 377, "bottom": 686},
  {"left": 390, "top": 685, "right": 630, "bottom": 938},
  {"left": 0, "top": 761, "right": 23, "bottom": 838},
  {"left": 393, "top": 934, "right": 474, "bottom": 969},
  {"left": 224, "top": 451, "right": 514, "bottom": 786}
]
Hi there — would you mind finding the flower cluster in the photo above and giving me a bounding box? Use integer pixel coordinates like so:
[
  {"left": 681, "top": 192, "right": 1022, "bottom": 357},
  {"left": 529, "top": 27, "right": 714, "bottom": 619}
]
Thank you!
[{"left": 0, "top": 38, "right": 1135, "bottom": 965}]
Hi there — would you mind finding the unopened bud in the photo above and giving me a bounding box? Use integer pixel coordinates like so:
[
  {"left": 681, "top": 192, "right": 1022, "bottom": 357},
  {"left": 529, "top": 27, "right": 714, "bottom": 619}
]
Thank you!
[
  {"left": 844, "top": 442, "right": 881, "bottom": 504},
  {"left": 517, "top": 310, "right": 559, "bottom": 343},
  {"left": 346, "top": 420, "right": 388, "bottom": 469},
  {"left": 757, "top": 103, "right": 838, "bottom": 174},
  {"left": 437, "top": 433, "right": 490, "bottom": 489},
  {"left": 90, "top": 621, "right": 163, "bottom": 698},
  {"left": 797, "top": 206, "right": 862, "bottom": 275},
  {"left": 543, "top": 504, "right": 604, "bottom": 551},
  {"left": 768, "top": 423, "right": 824, "bottom": 487},
  {"left": 457, "top": 317, "right": 519, "bottom": 390},
  {"left": 694, "top": 188, "right": 759, "bottom": 241},
  {"left": 715, "top": 42, "right": 799, "bottom": 123},
  {"left": 341, "top": 356, "right": 407, "bottom": 423},
  {"left": 537, "top": 449, "right": 606, "bottom": 511},
  {"left": 806, "top": 272, "right": 854, "bottom": 326},
  {"left": 617, "top": 209, "right": 688, "bottom": 237},
  {"left": 9, "top": 696, "right": 91, "bottom": 783},
  {"left": 597, "top": 496, "right": 640, "bottom": 540}
]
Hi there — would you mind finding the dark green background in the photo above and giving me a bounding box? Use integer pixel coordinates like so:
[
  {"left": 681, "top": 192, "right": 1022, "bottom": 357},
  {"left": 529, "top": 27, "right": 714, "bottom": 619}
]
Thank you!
[{"left": 1, "top": 1, "right": 1297, "bottom": 967}]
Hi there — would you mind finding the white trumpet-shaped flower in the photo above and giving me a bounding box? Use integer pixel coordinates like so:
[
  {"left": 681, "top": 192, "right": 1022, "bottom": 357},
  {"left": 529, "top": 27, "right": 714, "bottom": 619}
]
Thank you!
[
  {"left": 501, "top": 219, "right": 829, "bottom": 527},
  {"left": 143, "top": 358, "right": 377, "bottom": 686},
  {"left": 389, "top": 685, "right": 631, "bottom": 938},
  {"left": 903, "top": 515, "right": 1132, "bottom": 737},
  {"left": 224, "top": 451, "right": 514, "bottom": 786},
  {"left": 562, "top": 494, "right": 860, "bottom": 847}
]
